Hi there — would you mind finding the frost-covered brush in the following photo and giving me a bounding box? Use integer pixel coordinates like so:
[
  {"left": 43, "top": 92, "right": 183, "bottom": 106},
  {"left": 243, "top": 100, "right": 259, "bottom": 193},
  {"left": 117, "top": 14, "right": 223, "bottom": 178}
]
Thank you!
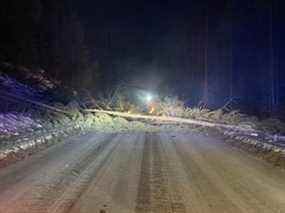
[
  {"left": 0, "top": 113, "right": 40, "bottom": 135},
  {"left": 0, "top": 75, "right": 45, "bottom": 102},
  {"left": 0, "top": 62, "right": 58, "bottom": 90},
  {"left": 86, "top": 109, "right": 285, "bottom": 146},
  {"left": 0, "top": 72, "right": 67, "bottom": 113},
  {"left": 0, "top": 90, "right": 70, "bottom": 122}
]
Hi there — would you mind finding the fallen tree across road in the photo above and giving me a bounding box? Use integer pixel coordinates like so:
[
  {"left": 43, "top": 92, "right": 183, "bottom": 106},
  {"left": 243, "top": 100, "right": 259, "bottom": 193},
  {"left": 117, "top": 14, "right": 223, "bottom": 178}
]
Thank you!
[
  {"left": 85, "top": 109, "right": 254, "bottom": 131},
  {"left": 85, "top": 109, "right": 285, "bottom": 147}
]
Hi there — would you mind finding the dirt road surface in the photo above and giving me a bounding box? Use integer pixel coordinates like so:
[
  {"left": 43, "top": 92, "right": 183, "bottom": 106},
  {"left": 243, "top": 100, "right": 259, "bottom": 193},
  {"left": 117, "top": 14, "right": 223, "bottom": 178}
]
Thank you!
[{"left": 0, "top": 131, "right": 285, "bottom": 213}]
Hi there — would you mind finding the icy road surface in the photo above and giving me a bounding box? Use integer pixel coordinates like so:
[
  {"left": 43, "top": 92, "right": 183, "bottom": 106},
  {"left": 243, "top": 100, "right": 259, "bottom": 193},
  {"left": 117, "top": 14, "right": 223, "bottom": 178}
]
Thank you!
[{"left": 0, "top": 131, "right": 285, "bottom": 213}]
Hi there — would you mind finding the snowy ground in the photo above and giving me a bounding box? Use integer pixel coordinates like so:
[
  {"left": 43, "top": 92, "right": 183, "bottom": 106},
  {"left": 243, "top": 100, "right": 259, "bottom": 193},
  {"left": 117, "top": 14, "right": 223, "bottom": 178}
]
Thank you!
[
  {"left": 0, "top": 113, "right": 42, "bottom": 136},
  {"left": 0, "top": 131, "right": 284, "bottom": 213},
  {"left": 0, "top": 112, "right": 152, "bottom": 167}
]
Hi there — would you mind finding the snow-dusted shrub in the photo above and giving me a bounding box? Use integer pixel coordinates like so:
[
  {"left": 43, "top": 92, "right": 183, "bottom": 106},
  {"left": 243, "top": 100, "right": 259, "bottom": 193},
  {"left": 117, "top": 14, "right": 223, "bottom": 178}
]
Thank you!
[
  {"left": 156, "top": 96, "right": 185, "bottom": 117},
  {"left": 258, "top": 118, "right": 285, "bottom": 134},
  {"left": 183, "top": 107, "right": 210, "bottom": 120}
]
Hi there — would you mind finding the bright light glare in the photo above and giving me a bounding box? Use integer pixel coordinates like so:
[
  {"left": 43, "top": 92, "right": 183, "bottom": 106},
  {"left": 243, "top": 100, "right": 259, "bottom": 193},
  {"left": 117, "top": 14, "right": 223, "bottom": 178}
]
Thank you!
[{"left": 145, "top": 94, "right": 153, "bottom": 103}]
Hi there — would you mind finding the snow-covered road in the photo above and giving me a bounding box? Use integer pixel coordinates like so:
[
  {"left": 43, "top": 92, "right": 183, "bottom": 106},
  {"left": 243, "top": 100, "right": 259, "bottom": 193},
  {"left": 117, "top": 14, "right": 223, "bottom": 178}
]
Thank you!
[{"left": 0, "top": 131, "right": 285, "bottom": 213}]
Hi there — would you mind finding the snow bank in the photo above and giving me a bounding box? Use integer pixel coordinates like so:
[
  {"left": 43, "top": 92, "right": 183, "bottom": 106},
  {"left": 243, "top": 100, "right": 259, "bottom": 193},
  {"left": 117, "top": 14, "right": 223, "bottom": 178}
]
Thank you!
[{"left": 0, "top": 113, "right": 41, "bottom": 136}]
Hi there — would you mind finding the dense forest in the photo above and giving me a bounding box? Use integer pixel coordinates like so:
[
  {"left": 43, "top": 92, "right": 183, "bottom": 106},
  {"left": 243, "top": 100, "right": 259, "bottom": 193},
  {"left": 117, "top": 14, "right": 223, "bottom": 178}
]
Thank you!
[
  {"left": 0, "top": 0, "right": 284, "bottom": 117},
  {"left": 0, "top": 0, "right": 99, "bottom": 89}
]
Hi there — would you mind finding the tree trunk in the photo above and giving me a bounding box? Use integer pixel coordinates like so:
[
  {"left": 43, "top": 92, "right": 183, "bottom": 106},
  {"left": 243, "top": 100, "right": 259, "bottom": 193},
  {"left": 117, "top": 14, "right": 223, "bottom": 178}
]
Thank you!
[
  {"left": 269, "top": 2, "right": 276, "bottom": 113},
  {"left": 203, "top": 12, "right": 209, "bottom": 104},
  {"left": 229, "top": 0, "right": 234, "bottom": 99}
]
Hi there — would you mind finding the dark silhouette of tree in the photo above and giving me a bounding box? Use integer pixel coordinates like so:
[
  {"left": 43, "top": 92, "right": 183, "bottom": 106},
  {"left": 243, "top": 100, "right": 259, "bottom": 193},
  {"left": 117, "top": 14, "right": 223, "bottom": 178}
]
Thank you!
[
  {"left": 0, "top": 0, "right": 99, "bottom": 90},
  {"left": 203, "top": 10, "right": 209, "bottom": 105}
]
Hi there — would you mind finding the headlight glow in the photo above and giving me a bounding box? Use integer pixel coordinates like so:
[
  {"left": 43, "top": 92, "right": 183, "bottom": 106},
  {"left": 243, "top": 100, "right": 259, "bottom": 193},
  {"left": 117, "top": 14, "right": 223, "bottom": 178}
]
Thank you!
[{"left": 145, "top": 94, "right": 153, "bottom": 103}]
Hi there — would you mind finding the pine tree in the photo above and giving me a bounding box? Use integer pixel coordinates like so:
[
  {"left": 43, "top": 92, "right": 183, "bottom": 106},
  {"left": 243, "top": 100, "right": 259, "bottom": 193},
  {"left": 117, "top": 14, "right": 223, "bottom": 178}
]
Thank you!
[{"left": 203, "top": 8, "right": 209, "bottom": 104}]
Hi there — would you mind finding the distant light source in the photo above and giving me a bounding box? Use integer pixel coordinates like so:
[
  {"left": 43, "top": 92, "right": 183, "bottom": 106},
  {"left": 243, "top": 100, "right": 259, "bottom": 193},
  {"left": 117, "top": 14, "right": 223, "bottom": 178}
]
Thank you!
[{"left": 145, "top": 93, "right": 153, "bottom": 103}]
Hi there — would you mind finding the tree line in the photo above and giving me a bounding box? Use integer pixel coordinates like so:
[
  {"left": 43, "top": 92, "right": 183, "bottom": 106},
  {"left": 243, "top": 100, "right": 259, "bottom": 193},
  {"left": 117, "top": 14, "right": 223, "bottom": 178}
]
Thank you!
[
  {"left": 0, "top": 0, "right": 99, "bottom": 89},
  {"left": 152, "top": 0, "right": 285, "bottom": 117}
]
